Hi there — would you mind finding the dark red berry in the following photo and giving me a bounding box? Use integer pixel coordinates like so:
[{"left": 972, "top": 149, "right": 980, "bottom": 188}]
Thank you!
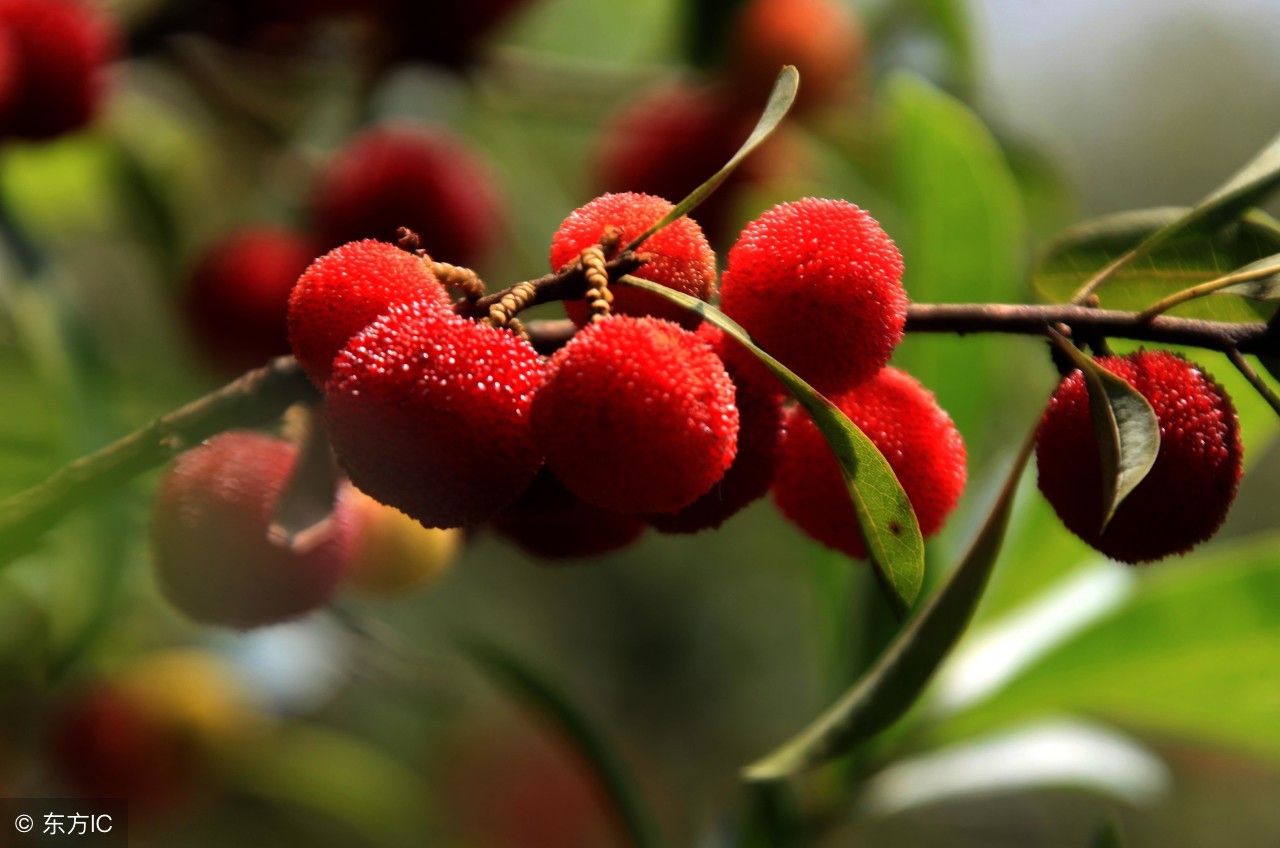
[
  {"left": 1035, "top": 350, "right": 1243, "bottom": 564},
  {"left": 493, "top": 468, "right": 647, "bottom": 559},
  {"left": 326, "top": 301, "right": 546, "bottom": 529},
  {"left": 184, "top": 226, "right": 316, "bottom": 375},
  {"left": 312, "top": 125, "right": 502, "bottom": 267},
  {"left": 720, "top": 198, "right": 907, "bottom": 395},
  {"left": 0, "top": 0, "right": 116, "bottom": 140},
  {"left": 773, "top": 367, "right": 966, "bottom": 559},
  {"left": 549, "top": 192, "right": 716, "bottom": 330},
  {"left": 287, "top": 239, "right": 449, "bottom": 387},
  {"left": 533, "top": 316, "right": 738, "bottom": 515},
  {"left": 647, "top": 325, "right": 785, "bottom": 533}
]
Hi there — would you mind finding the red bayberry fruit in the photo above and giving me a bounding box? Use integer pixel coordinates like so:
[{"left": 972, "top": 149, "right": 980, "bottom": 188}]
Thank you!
[
  {"left": 183, "top": 226, "right": 316, "bottom": 375},
  {"left": 647, "top": 326, "right": 785, "bottom": 533},
  {"left": 326, "top": 301, "right": 546, "bottom": 529},
  {"left": 1035, "top": 350, "right": 1243, "bottom": 564},
  {"left": 493, "top": 468, "right": 647, "bottom": 559},
  {"left": 287, "top": 238, "right": 449, "bottom": 387},
  {"left": 549, "top": 192, "right": 716, "bottom": 330},
  {"left": 720, "top": 198, "right": 907, "bottom": 395},
  {"left": 311, "top": 125, "right": 502, "bottom": 267},
  {"left": 773, "top": 367, "right": 966, "bottom": 559},
  {"left": 728, "top": 0, "right": 866, "bottom": 113},
  {"left": 152, "top": 431, "right": 355, "bottom": 629},
  {"left": 0, "top": 0, "right": 116, "bottom": 140},
  {"left": 533, "top": 316, "right": 738, "bottom": 515}
]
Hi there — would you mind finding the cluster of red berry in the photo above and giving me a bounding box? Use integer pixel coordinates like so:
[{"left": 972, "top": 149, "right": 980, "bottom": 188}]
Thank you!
[
  {"left": 185, "top": 124, "right": 501, "bottom": 375},
  {"left": 0, "top": 0, "right": 115, "bottom": 141},
  {"left": 156, "top": 191, "right": 975, "bottom": 627}
]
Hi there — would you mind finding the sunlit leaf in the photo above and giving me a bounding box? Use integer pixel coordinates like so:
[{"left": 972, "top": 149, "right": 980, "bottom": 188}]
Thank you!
[
  {"left": 466, "top": 640, "right": 664, "bottom": 848},
  {"left": 626, "top": 66, "right": 798, "bottom": 251},
  {"left": 741, "top": 423, "right": 1039, "bottom": 779},
  {"left": 1034, "top": 207, "right": 1280, "bottom": 320},
  {"left": 615, "top": 275, "right": 923, "bottom": 613},
  {"left": 1047, "top": 329, "right": 1160, "bottom": 530},
  {"left": 933, "top": 532, "right": 1280, "bottom": 762},
  {"left": 1069, "top": 128, "right": 1280, "bottom": 303}
]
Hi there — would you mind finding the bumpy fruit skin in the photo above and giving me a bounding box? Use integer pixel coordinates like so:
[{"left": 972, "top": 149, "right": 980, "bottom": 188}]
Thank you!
[
  {"left": 549, "top": 192, "right": 716, "bottom": 330},
  {"left": 1035, "top": 350, "right": 1243, "bottom": 564},
  {"left": 184, "top": 226, "right": 316, "bottom": 375},
  {"left": 287, "top": 239, "right": 448, "bottom": 387},
  {"left": 326, "top": 301, "right": 546, "bottom": 529},
  {"left": 728, "top": 0, "right": 865, "bottom": 113},
  {"left": 533, "top": 316, "right": 738, "bottom": 515},
  {"left": 152, "top": 431, "right": 356, "bottom": 629},
  {"left": 648, "top": 326, "right": 785, "bottom": 533},
  {"left": 773, "top": 367, "right": 966, "bottom": 559},
  {"left": 312, "top": 125, "right": 501, "bottom": 267},
  {"left": 720, "top": 198, "right": 907, "bottom": 395},
  {"left": 493, "top": 468, "right": 647, "bottom": 559},
  {"left": 343, "top": 489, "right": 461, "bottom": 594},
  {"left": 0, "top": 0, "right": 116, "bottom": 140}
]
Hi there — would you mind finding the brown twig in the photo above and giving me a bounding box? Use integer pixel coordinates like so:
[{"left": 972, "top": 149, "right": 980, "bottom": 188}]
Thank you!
[{"left": 0, "top": 357, "right": 317, "bottom": 564}]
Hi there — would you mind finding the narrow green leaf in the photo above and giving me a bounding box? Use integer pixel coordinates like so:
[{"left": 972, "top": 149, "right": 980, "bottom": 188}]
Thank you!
[
  {"left": 1092, "top": 817, "right": 1126, "bottom": 848},
  {"left": 1071, "top": 128, "right": 1280, "bottom": 303},
  {"left": 625, "top": 66, "right": 798, "bottom": 251},
  {"left": 1213, "top": 254, "right": 1280, "bottom": 300},
  {"left": 235, "top": 723, "right": 432, "bottom": 847},
  {"left": 465, "top": 640, "right": 665, "bottom": 848},
  {"left": 1047, "top": 329, "right": 1160, "bottom": 530},
  {"left": 1035, "top": 207, "right": 1280, "bottom": 321},
  {"left": 741, "top": 421, "right": 1040, "bottom": 780},
  {"left": 614, "top": 275, "right": 923, "bottom": 613}
]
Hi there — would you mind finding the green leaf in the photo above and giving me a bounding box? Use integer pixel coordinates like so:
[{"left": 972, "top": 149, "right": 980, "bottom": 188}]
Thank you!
[
  {"left": 1070, "top": 128, "right": 1280, "bottom": 303},
  {"left": 1047, "top": 329, "right": 1160, "bottom": 530},
  {"left": 626, "top": 66, "right": 798, "bottom": 251},
  {"left": 881, "top": 72, "right": 1026, "bottom": 461},
  {"left": 465, "top": 640, "right": 665, "bottom": 848},
  {"left": 1035, "top": 207, "right": 1280, "bottom": 321},
  {"left": 934, "top": 532, "right": 1280, "bottom": 762},
  {"left": 1213, "top": 254, "right": 1280, "bottom": 300},
  {"left": 235, "top": 723, "right": 432, "bottom": 847},
  {"left": 615, "top": 275, "right": 923, "bottom": 613},
  {"left": 741, "top": 423, "right": 1038, "bottom": 780}
]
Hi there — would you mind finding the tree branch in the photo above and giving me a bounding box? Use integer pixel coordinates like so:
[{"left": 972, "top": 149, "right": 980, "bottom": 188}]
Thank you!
[
  {"left": 0, "top": 357, "right": 317, "bottom": 564},
  {"left": 2, "top": 300, "right": 1277, "bottom": 563}
]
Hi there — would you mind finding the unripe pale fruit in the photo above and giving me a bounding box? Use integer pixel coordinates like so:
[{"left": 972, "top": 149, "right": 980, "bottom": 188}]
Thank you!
[
  {"left": 720, "top": 198, "right": 907, "bottom": 395},
  {"left": 343, "top": 489, "right": 461, "bottom": 594},
  {"left": 773, "top": 367, "right": 966, "bottom": 559},
  {"left": 152, "top": 431, "right": 356, "bottom": 629},
  {"left": 648, "top": 326, "right": 785, "bottom": 533},
  {"left": 549, "top": 192, "right": 716, "bottom": 330},
  {"left": 493, "top": 468, "right": 647, "bottom": 559},
  {"left": 533, "top": 316, "right": 738, "bottom": 515},
  {"left": 326, "top": 301, "right": 546, "bottom": 529},
  {"left": 1035, "top": 350, "right": 1243, "bottom": 564},
  {"left": 184, "top": 226, "right": 316, "bottom": 375},
  {"left": 312, "top": 125, "right": 501, "bottom": 267},
  {"left": 0, "top": 0, "right": 116, "bottom": 140},
  {"left": 728, "top": 0, "right": 866, "bottom": 113},
  {"left": 287, "top": 239, "right": 449, "bottom": 387}
]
